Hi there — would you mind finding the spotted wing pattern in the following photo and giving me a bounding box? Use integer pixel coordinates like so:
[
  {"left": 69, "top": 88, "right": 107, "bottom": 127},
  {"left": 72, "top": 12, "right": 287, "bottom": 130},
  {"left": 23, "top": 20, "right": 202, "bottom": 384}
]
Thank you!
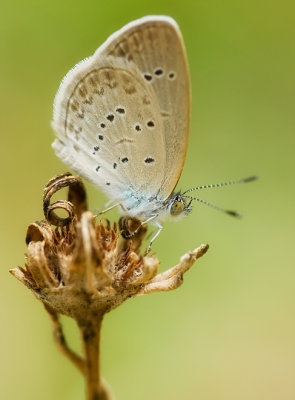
[
  {"left": 53, "top": 56, "right": 166, "bottom": 205},
  {"left": 101, "top": 16, "right": 191, "bottom": 198}
]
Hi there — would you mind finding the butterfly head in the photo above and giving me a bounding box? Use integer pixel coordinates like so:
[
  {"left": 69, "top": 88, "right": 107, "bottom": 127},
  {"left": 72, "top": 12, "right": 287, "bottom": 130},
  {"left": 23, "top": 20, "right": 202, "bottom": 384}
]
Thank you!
[
  {"left": 168, "top": 175, "right": 258, "bottom": 220},
  {"left": 168, "top": 192, "right": 192, "bottom": 218}
]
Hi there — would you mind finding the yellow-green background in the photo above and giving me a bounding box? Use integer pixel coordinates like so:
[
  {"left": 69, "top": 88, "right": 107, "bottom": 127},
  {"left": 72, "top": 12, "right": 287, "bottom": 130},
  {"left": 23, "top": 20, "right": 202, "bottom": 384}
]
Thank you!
[{"left": 1, "top": 0, "right": 294, "bottom": 399}]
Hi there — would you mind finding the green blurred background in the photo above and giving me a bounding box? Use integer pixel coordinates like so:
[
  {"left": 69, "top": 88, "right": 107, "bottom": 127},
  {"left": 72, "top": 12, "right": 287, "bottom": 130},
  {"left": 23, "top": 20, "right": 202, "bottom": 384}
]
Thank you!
[{"left": 1, "top": 0, "right": 294, "bottom": 399}]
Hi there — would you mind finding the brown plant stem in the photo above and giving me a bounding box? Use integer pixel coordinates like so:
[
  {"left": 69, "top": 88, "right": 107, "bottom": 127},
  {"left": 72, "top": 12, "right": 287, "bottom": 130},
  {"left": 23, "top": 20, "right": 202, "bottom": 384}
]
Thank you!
[
  {"left": 77, "top": 316, "right": 110, "bottom": 400},
  {"left": 46, "top": 306, "right": 85, "bottom": 375}
]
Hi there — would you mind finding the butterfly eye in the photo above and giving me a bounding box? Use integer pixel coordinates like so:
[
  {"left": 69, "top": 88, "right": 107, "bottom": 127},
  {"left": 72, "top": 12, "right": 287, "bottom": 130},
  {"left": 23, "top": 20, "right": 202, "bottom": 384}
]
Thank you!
[{"left": 170, "top": 200, "right": 184, "bottom": 216}]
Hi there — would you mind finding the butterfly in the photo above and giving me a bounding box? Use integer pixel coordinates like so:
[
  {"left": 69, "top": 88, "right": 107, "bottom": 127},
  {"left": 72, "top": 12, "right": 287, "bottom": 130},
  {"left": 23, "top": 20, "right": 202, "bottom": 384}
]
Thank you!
[{"left": 52, "top": 15, "right": 256, "bottom": 249}]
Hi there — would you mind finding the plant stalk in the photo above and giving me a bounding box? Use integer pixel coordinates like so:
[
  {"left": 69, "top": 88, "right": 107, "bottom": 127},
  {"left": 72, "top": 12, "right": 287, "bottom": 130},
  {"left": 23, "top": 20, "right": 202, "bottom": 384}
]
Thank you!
[{"left": 78, "top": 316, "right": 110, "bottom": 400}]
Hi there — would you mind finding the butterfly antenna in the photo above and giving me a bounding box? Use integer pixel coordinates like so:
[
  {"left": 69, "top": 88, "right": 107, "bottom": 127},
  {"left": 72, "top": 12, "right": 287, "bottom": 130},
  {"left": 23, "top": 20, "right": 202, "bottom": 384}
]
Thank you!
[
  {"left": 182, "top": 175, "right": 258, "bottom": 195},
  {"left": 182, "top": 195, "right": 242, "bottom": 218}
]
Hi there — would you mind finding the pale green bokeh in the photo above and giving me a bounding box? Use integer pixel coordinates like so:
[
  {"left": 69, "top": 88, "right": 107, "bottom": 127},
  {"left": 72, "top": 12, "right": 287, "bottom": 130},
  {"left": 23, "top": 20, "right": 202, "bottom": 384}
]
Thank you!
[{"left": 1, "top": 0, "right": 294, "bottom": 399}]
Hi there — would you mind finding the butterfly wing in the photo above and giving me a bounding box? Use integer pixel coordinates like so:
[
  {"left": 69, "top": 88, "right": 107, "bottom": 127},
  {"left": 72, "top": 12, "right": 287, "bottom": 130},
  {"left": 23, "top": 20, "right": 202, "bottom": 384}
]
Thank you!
[
  {"left": 52, "top": 55, "right": 166, "bottom": 206},
  {"left": 100, "top": 15, "right": 191, "bottom": 199}
]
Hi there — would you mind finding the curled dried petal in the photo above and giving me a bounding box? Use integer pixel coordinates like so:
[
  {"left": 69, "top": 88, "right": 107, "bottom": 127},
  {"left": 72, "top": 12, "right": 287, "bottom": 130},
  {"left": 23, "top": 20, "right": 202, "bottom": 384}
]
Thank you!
[{"left": 43, "top": 173, "right": 87, "bottom": 226}]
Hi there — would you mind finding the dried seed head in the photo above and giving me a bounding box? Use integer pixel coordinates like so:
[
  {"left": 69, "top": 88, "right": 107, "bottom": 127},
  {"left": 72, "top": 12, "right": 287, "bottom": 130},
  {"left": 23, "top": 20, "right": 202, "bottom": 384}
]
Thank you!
[
  {"left": 11, "top": 174, "right": 159, "bottom": 320},
  {"left": 10, "top": 173, "right": 208, "bottom": 323}
]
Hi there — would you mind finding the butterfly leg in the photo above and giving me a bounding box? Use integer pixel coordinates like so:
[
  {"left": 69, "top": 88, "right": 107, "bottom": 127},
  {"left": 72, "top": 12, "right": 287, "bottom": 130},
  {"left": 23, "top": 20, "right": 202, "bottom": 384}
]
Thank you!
[
  {"left": 124, "top": 214, "right": 158, "bottom": 238},
  {"left": 94, "top": 202, "right": 123, "bottom": 217},
  {"left": 146, "top": 221, "right": 163, "bottom": 253}
]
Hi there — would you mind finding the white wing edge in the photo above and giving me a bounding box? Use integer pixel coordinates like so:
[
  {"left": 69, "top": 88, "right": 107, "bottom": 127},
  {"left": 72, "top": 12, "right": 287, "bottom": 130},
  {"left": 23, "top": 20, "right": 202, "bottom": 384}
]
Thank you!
[
  {"left": 52, "top": 55, "right": 92, "bottom": 139},
  {"left": 98, "top": 15, "right": 181, "bottom": 55}
]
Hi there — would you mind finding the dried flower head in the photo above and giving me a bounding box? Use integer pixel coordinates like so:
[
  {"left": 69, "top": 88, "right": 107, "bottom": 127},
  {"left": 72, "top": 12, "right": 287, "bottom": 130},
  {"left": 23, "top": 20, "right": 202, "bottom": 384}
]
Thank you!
[{"left": 10, "top": 173, "right": 209, "bottom": 400}]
